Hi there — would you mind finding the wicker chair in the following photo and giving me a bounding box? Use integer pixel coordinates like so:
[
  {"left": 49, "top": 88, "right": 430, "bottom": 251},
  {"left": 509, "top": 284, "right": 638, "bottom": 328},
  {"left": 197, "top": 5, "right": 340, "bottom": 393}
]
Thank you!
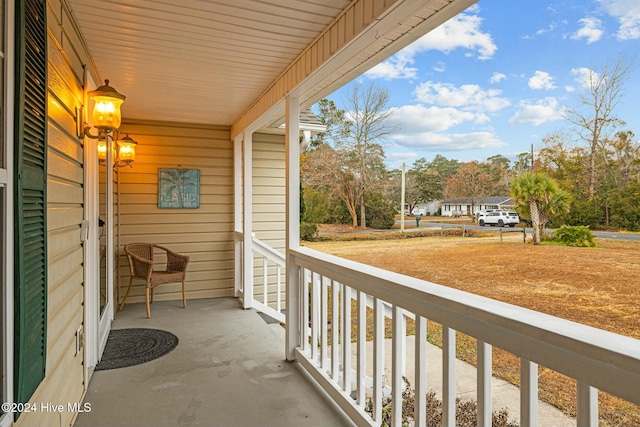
[{"left": 120, "top": 243, "right": 189, "bottom": 318}]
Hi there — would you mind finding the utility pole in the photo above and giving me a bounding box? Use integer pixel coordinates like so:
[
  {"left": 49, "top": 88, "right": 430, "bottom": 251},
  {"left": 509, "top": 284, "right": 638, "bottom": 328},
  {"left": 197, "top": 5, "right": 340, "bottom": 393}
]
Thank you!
[
  {"left": 401, "top": 163, "right": 406, "bottom": 234},
  {"left": 531, "top": 144, "right": 534, "bottom": 171}
]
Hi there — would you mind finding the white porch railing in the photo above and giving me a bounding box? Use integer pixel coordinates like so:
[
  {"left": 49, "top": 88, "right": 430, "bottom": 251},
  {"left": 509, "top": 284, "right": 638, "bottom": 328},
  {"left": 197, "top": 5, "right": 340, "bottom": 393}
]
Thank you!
[
  {"left": 289, "top": 246, "right": 640, "bottom": 427},
  {"left": 251, "top": 235, "right": 286, "bottom": 322},
  {"left": 234, "top": 231, "right": 286, "bottom": 323}
]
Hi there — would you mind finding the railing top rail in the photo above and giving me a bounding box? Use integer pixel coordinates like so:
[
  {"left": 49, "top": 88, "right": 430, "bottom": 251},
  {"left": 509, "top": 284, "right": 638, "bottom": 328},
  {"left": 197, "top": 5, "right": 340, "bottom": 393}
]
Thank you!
[
  {"left": 291, "top": 246, "right": 640, "bottom": 406},
  {"left": 252, "top": 236, "right": 286, "bottom": 266}
]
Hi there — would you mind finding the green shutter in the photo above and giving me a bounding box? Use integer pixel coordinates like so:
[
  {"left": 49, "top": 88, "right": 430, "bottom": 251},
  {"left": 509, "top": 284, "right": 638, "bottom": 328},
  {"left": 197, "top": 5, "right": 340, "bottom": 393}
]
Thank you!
[{"left": 14, "top": 0, "right": 48, "bottom": 409}]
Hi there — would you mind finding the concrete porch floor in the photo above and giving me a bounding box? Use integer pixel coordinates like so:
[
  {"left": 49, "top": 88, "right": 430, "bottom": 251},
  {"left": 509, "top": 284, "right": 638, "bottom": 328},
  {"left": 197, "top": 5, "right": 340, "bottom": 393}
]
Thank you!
[{"left": 74, "top": 297, "right": 355, "bottom": 427}]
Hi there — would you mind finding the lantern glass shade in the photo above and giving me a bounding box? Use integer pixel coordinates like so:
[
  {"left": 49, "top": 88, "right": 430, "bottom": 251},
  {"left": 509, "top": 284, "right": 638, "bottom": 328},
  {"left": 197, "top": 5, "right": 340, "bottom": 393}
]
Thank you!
[
  {"left": 117, "top": 134, "right": 137, "bottom": 164},
  {"left": 88, "top": 80, "right": 126, "bottom": 130},
  {"left": 97, "top": 138, "right": 107, "bottom": 162}
]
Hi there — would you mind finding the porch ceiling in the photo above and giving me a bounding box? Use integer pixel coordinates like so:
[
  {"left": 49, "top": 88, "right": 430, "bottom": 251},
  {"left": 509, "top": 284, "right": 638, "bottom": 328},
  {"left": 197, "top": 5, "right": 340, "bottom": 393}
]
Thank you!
[
  {"left": 64, "top": 0, "right": 477, "bottom": 132},
  {"left": 65, "top": 0, "right": 351, "bottom": 126}
]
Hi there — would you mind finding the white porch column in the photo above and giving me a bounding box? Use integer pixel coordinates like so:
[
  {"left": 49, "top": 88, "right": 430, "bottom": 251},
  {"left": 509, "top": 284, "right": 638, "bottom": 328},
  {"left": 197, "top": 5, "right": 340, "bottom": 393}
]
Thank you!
[
  {"left": 233, "top": 135, "right": 243, "bottom": 298},
  {"left": 242, "top": 131, "right": 253, "bottom": 309},
  {"left": 285, "top": 95, "right": 301, "bottom": 361}
]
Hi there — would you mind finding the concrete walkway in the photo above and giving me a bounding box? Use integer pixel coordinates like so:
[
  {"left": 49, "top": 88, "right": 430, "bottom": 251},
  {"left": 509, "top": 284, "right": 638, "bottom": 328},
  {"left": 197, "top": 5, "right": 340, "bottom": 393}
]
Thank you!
[{"left": 366, "top": 337, "right": 575, "bottom": 426}]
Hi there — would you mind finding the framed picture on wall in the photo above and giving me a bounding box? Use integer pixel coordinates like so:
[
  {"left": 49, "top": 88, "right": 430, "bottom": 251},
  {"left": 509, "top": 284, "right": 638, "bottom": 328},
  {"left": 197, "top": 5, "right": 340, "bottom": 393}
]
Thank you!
[{"left": 158, "top": 168, "right": 200, "bottom": 208}]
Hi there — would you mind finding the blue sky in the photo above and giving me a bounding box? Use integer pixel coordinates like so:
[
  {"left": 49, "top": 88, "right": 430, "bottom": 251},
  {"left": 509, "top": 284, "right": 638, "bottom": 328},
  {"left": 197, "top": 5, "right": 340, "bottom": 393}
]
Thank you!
[{"left": 322, "top": 0, "right": 640, "bottom": 170}]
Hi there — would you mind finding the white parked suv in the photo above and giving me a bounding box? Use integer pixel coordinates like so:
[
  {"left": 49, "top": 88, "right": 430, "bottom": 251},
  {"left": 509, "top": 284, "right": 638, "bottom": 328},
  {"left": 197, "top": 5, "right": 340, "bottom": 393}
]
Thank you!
[{"left": 478, "top": 210, "right": 520, "bottom": 227}]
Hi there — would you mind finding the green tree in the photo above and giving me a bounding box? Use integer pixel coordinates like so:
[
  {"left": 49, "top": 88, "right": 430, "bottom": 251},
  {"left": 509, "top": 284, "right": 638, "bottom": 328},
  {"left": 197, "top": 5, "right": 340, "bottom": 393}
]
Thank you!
[
  {"left": 482, "top": 154, "right": 512, "bottom": 195},
  {"left": 510, "top": 172, "right": 570, "bottom": 245},
  {"left": 608, "top": 181, "right": 640, "bottom": 231},
  {"left": 310, "top": 99, "right": 349, "bottom": 148},
  {"left": 302, "top": 187, "right": 332, "bottom": 224},
  {"left": 364, "top": 191, "right": 397, "bottom": 229},
  {"left": 538, "top": 132, "right": 590, "bottom": 195},
  {"left": 513, "top": 151, "right": 533, "bottom": 175},
  {"left": 427, "top": 154, "right": 460, "bottom": 180},
  {"left": 412, "top": 155, "right": 460, "bottom": 202}
]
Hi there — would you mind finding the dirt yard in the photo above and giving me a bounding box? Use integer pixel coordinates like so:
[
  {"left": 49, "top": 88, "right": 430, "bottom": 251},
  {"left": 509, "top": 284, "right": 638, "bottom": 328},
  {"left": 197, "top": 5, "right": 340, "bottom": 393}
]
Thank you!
[{"left": 305, "top": 234, "right": 640, "bottom": 426}]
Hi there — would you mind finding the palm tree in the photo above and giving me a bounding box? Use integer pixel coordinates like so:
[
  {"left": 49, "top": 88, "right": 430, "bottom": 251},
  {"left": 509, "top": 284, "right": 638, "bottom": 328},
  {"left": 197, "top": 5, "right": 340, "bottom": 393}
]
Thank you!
[
  {"left": 537, "top": 189, "right": 571, "bottom": 237},
  {"left": 511, "top": 172, "right": 570, "bottom": 244}
]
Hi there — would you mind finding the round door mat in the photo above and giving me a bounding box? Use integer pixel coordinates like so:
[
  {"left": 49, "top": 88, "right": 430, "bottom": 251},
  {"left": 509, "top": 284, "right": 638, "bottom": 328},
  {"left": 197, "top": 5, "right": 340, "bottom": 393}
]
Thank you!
[{"left": 95, "top": 328, "right": 179, "bottom": 371}]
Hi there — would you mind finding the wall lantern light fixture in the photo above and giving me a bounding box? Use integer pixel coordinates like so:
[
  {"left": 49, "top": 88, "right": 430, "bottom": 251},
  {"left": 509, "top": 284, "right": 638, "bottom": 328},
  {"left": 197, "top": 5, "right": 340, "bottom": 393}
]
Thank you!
[
  {"left": 78, "top": 79, "right": 136, "bottom": 168},
  {"left": 82, "top": 79, "right": 126, "bottom": 134},
  {"left": 97, "top": 133, "right": 138, "bottom": 168}
]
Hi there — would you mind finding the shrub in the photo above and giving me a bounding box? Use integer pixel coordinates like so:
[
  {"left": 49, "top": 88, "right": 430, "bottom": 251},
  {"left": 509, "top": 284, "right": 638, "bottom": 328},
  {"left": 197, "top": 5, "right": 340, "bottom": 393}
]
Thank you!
[
  {"left": 365, "top": 378, "right": 518, "bottom": 427},
  {"left": 302, "top": 187, "right": 333, "bottom": 224},
  {"left": 563, "top": 198, "right": 604, "bottom": 229},
  {"left": 365, "top": 192, "right": 397, "bottom": 229},
  {"left": 552, "top": 225, "right": 596, "bottom": 247},
  {"left": 300, "top": 222, "right": 318, "bottom": 241}
]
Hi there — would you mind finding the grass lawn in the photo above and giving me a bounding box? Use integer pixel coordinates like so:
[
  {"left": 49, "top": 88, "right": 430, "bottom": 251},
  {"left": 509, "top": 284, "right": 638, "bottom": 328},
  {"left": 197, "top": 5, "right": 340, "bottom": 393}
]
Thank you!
[{"left": 304, "top": 234, "right": 640, "bottom": 427}]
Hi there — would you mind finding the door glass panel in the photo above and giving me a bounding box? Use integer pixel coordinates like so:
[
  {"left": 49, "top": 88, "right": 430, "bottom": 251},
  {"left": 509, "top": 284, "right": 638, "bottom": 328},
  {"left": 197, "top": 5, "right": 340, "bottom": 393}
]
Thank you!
[{"left": 99, "top": 163, "right": 107, "bottom": 315}]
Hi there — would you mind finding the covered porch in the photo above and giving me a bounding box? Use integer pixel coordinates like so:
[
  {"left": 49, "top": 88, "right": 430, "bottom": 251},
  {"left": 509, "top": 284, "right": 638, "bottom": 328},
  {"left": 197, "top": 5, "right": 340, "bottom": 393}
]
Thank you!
[
  {"left": 6, "top": 0, "right": 639, "bottom": 426},
  {"left": 68, "top": 0, "right": 640, "bottom": 425},
  {"left": 74, "top": 298, "right": 355, "bottom": 427},
  {"left": 73, "top": 296, "right": 577, "bottom": 427}
]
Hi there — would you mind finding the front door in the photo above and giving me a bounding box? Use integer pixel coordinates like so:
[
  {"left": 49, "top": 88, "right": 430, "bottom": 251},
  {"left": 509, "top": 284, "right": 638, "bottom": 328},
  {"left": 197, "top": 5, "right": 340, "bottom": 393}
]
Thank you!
[
  {"left": 97, "top": 134, "right": 115, "bottom": 358},
  {"left": 83, "top": 76, "right": 115, "bottom": 372}
]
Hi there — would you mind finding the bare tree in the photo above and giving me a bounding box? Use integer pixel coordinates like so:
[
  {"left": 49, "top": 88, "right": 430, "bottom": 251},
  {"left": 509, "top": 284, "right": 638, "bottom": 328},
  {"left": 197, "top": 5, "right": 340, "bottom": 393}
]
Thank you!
[
  {"left": 302, "top": 144, "right": 361, "bottom": 227},
  {"left": 338, "top": 83, "right": 398, "bottom": 228},
  {"left": 305, "top": 84, "right": 397, "bottom": 228},
  {"left": 564, "top": 54, "right": 633, "bottom": 199},
  {"left": 445, "top": 162, "right": 492, "bottom": 220},
  {"left": 606, "top": 130, "right": 640, "bottom": 187}
]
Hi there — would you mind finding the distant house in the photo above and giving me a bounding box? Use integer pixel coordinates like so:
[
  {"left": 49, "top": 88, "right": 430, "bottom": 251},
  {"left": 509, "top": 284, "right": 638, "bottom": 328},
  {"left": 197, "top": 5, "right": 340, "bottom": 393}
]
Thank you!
[
  {"left": 410, "top": 200, "right": 442, "bottom": 216},
  {"left": 440, "top": 196, "right": 514, "bottom": 217}
]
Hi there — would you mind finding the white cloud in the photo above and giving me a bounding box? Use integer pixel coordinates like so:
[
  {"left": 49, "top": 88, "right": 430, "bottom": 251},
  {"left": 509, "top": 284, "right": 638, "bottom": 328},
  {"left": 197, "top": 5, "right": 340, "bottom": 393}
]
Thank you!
[
  {"left": 409, "top": 13, "right": 497, "bottom": 60},
  {"left": 365, "top": 55, "right": 417, "bottom": 80},
  {"left": 386, "top": 152, "right": 417, "bottom": 161},
  {"left": 368, "top": 9, "right": 496, "bottom": 80},
  {"left": 414, "top": 82, "right": 510, "bottom": 112},
  {"left": 528, "top": 71, "right": 557, "bottom": 90},
  {"left": 571, "top": 67, "right": 599, "bottom": 89},
  {"left": 391, "top": 131, "right": 507, "bottom": 152},
  {"left": 388, "top": 104, "right": 484, "bottom": 133},
  {"left": 598, "top": 0, "right": 640, "bottom": 40},
  {"left": 490, "top": 72, "right": 507, "bottom": 84},
  {"left": 509, "top": 97, "right": 564, "bottom": 126},
  {"left": 433, "top": 62, "right": 447, "bottom": 72},
  {"left": 571, "top": 17, "right": 604, "bottom": 43},
  {"left": 536, "top": 23, "right": 558, "bottom": 35}
]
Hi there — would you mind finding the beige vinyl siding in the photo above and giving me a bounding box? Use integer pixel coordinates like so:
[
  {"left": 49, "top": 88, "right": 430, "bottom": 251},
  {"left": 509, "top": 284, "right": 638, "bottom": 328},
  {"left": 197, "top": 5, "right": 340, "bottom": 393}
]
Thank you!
[
  {"left": 252, "top": 133, "right": 286, "bottom": 307},
  {"left": 117, "top": 121, "right": 234, "bottom": 303},
  {"left": 16, "top": 5, "right": 86, "bottom": 425}
]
